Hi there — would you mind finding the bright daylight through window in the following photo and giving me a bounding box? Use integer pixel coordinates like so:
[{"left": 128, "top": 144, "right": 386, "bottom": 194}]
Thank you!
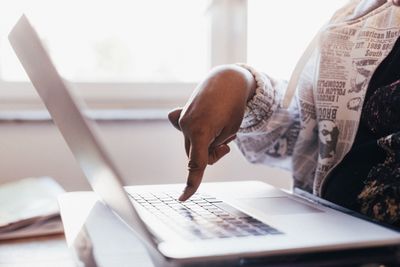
[
  {"left": 1, "top": 0, "right": 211, "bottom": 82},
  {"left": 0, "top": 0, "right": 348, "bottom": 109}
]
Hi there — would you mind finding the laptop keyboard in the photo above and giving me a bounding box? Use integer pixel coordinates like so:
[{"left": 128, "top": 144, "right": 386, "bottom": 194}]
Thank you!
[{"left": 128, "top": 191, "right": 283, "bottom": 240}]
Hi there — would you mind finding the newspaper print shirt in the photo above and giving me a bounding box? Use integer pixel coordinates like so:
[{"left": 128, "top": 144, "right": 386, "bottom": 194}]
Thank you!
[{"left": 235, "top": 0, "right": 400, "bottom": 196}]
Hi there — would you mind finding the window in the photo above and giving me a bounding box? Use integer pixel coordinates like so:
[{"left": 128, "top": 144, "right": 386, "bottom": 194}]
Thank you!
[
  {"left": 1, "top": 0, "right": 211, "bottom": 82},
  {"left": 0, "top": 0, "right": 349, "bottom": 111},
  {"left": 247, "top": 0, "right": 349, "bottom": 80}
]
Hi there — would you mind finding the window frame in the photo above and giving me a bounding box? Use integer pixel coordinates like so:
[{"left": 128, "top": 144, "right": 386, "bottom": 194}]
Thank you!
[{"left": 0, "top": 81, "right": 196, "bottom": 110}]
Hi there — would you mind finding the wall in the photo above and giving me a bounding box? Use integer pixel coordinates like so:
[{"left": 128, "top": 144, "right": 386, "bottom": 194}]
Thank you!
[{"left": 0, "top": 120, "right": 292, "bottom": 191}]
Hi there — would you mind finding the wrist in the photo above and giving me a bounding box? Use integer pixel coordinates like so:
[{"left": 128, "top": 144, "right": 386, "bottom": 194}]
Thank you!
[
  {"left": 210, "top": 64, "right": 256, "bottom": 102},
  {"left": 234, "top": 63, "right": 279, "bottom": 132},
  {"left": 234, "top": 64, "right": 256, "bottom": 102}
]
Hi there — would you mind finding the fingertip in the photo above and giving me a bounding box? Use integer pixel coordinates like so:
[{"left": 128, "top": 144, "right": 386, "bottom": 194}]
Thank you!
[
  {"left": 178, "top": 194, "right": 187, "bottom": 202},
  {"left": 217, "top": 144, "right": 230, "bottom": 157},
  {"left": 168, "top": 108, "right": 183, "bottom": 130},
  {"left": 208, "top": 144, "right": 231, "bottom": 165},
  {"left": 178, "top": 188, "right": 188, "bottom": 201},
  {"left": 222, "top": 144, "right": 231, "bottom": 153},
  {"left": 178, "top": 187, "right": 194, "bottom": 201}
]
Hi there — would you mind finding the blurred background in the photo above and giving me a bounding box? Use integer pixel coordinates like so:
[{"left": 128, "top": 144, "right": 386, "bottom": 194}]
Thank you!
[{"left": 0, "top": 0, "right": 348, "bottom": 191}]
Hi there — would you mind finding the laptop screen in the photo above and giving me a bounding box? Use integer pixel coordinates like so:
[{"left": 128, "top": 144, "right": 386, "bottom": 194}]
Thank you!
[{"left": 8, "top": 15, "right": 158, "bottom": 250}]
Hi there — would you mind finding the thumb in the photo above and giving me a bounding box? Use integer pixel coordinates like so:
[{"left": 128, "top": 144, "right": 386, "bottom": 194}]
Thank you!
[{"left": 168, "top": 108, "right": 183, "bottom": 130}]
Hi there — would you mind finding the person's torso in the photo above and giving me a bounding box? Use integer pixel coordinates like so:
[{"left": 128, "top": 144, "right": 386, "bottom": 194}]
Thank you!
[{"left": 292, "top": 0, "right": 400, "bottom": 195}]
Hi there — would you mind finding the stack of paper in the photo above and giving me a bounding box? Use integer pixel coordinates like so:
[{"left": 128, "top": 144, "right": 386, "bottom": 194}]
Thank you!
[{"left": 0, "top": 176, "right": 65, "bottom": 240}]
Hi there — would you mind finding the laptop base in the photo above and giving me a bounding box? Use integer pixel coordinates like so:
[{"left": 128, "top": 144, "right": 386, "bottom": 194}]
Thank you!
[{"left": 59, "top": 190, "right": 400, "bottom": 267}]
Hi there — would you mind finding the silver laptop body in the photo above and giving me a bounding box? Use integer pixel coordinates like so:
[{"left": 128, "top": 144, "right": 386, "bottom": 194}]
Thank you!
[{"left": 9, "top": 15, "right": 400, "bottom": 267}]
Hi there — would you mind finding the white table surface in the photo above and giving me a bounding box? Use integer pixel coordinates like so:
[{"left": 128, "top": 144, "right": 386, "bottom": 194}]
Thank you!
[{"left": 0, "top": 234, "right": 75, "bottom": 267}]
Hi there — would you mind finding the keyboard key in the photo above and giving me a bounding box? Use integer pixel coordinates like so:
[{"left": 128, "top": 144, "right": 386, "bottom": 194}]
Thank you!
[{"left": 212, "top": 202, "right": 249, "bottom": 218}]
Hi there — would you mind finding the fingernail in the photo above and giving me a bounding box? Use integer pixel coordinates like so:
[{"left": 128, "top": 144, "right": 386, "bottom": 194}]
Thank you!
[
  {"left": 178, "top": 188, "right": 187, "bottom": 201},
  {"left": 178, "top": 194, "right": 186, "bottom": 202}
]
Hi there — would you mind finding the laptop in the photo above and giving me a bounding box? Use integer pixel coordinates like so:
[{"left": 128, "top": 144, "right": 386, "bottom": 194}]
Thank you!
[{"left": 9, "top": 15, "right": 400, "bottom": 267}]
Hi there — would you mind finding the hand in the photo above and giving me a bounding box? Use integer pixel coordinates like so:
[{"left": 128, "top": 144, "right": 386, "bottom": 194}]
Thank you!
[{"left": 168, "top": 65, "right": 256, "bottom": 201}]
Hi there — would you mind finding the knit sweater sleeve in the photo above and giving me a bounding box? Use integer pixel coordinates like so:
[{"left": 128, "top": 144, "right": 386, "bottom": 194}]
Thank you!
[{"left": 235, "top": 64, "right": 301, "bottom": 170}]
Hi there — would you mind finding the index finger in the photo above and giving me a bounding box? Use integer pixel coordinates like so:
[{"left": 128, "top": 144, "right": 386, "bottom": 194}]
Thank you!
[{"left": 179, "top": 136, "right": 209, "bottom": 201}]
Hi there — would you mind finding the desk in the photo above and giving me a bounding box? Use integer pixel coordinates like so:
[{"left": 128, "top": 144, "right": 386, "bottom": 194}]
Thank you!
[
  {"left": 1, "top": 234, "right": 400, "bottom": 267},
  {"left": 0, "top": 234, "right": 75, "bottom": 267},
  {"left": 0, "top": 231, "right": 397, "bottom": 267}
]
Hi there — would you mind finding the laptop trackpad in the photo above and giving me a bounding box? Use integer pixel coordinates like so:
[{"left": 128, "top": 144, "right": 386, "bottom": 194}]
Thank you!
[{"left": 240, "top": 197, "right": 324, "bottom": 215}]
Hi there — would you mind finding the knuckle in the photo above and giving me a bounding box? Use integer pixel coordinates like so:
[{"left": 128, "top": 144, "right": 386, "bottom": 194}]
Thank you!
[
  {"left": 187, "top": 160, "right": 201, "bottom": 171},
  {"left": 179, "top": 115, "right": 209, "bottom": 138},
  {"left": 180, "top": 119, "right": 203, "bottom": 135},
  {"left": 191, "top": 126, "right": 208, "bottom": 138}
]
